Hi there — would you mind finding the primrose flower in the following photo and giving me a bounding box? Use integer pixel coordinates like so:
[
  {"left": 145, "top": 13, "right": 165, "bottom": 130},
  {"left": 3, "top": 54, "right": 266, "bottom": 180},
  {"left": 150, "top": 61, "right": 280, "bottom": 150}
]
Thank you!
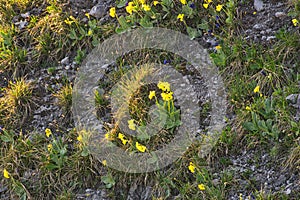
[
  {"left": 45, "top": 128, "right": 52, "bottom": 137},
  {"left": 292, "top": 19, "right": 299, "bottom": 26},
  {"left": 102, "top": 160, "right": 107, "bottom": 166},
  {"left": 179, "top": 0, "right": 187, "bottom": 5},
  {"left": 188, "top": 162, "right": 196, "bottom": 173},
  {"left": 198, "top": 184, "right": 205, "bottom": 191},
  {"left": 142, "top": 4, "right": 151, "bottom": 11},
  {"left": 177, "top": 13, "right": 184, "bottom": 22},
  {"left": 77, "top": 134, "right": 83, "bottom": 142},
  {"left": 136, "top": 142, "right": 147, "bottom": 152},
  {"left": 126, "top": 2, "right": 135, "bottom": 15},
  {"left": 109, "top": 7, "right": 116, "bottom": 18},
  {"left": 128, "top": 119, "right": 136, "bottom": 130},
  {"left": 3, "top": 169, "right": 10, "bottom": 179},
  {"left": 161, "top": 92, "right": 173, "bottom": 101},
  {"left": 253, "top": 85, "right": 260, "bottom": 93},
  {"left": 105, "top": 133, "right": 110, "bottom": 139},
  {"left": 215, "top": 45, "right": 221, "bottom": 50},
  {"left": 153, "top": 1, "right": 159, "bottom": 6},
  {"left": 148, "top": 91, "right": 156, "bottom": 100},
  {"left": 245, "top": 106, "right": 251, "bottom": 111},
  {"left": 47, "top": 143, "right": 53, "bottom": 151},
  {"left": 203, "top": 3, "right": 209, "bottom": 9},
  {"left": 205, "top": 0, "right": 212, "bottom": 3},
  {"left": 157, "top": 81, "right": 170, "bottom": 92},
  {"left": 216, "top": 4, "right": 223, "bottom": 12},
  {"left": 118, "top": 133, "right": 129, "bottom": 145},
  {"left": 139, "top": 0, "right": 146, "bottom": 4}
]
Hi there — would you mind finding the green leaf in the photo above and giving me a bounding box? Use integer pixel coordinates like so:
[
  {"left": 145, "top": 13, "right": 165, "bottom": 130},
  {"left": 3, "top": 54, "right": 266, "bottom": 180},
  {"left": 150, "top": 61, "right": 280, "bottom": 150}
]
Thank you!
[
  {"left": 137, "top": 126, "right": 150, "bottom": 141},
  {"left": 257, "top": 120, "right": 268, "bottom": 132},
  {"left": 197, "top": 20, "right": 209, "bottom": 30},
  {"left": 118, "top": 16, "right": 130, "bottom": 29},
  {"left": 140, "top": 16, "right": 153, "bottom": 28},
  {"left": 243, "top": 122, "right": 257, "bottom": 132},
  {"left": 210, "top": 51, "right": 226, "bottom": 67},
  {"left": 101, "top": 174, "right": 115, "bottom": 189},
  {"left": 117, "top": 0, "right": 128, "bottom": 8},
  {"left": 147, "top": 152, "right": 158, "bottom": 164},
  {"left": 186, "top": 26, "right": 201, "bottom": 40}
]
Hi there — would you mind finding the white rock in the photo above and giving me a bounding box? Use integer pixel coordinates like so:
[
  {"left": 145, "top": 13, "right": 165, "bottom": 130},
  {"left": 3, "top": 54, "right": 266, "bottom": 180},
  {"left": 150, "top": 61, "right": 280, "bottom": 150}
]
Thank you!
[
  {"left": 61, "top": 57, "right": 69, "bottom": 65},
  {"left": 275, "top": 12, "right": 285, "bottom": 18},
  {"left": 254, "top": 0, "right": 264, "bottom": 11},
  {"left": 89, "top": 4, "right": 106, "bottom": 18}
]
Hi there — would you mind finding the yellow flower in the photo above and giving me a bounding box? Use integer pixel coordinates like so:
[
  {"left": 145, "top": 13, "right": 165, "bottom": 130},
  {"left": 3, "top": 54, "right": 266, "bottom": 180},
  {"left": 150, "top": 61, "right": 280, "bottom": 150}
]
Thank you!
[
  {"left": 157, "top": 81, "right": 170, "bottom": 92},
  {"left": 215, "top": 45, "right": 221, "bottom": 50},
  {"left": 77, "top": 134, "right": 83, "bottom": 142},
  {"left": 87, "top": 29, "right": 93, "bottom": 36},
  {"left": 198, "top": 183, "right": 205, "bottom": 191},
  {"left": 203, "top": 3, "right": 209, "bottom": 9},
  {"left": 148, "top": 91, "right": 156, "bottom": 100},
  {"left": 126, "top": 2, "right": 135, "bottom": 15},
  {"left": 153, "top": 1, "right": 159, "bottom": 6},
  {"left": 85, "top": 13, "right": 90, "bottom": 19},
  {"left": 292, "top": 19, "right": 299, "bottom": 27},
  {"left": 118, "top": 133, "right": 129, "bottom": 145},
  {"left": 136, "top": 142, "right": 147, "bottom": 152},
  {"left": 188, "top": 162, "right": 196, "bottom": 173},
  {"left": 139, "top": 0, "right": 146, "bottom": 4},
  {"left": 128, "top": 119, "right": 136, "bottom": 130},
  {"left": 179, "top": 0, "right": 187, "bottom": 5},
  {"left": 45, "top": 128, "right": 52, "bottom": 137},
  {"left": 253, "top": 85, "right": 260, "bottom": 93},
  {"left": 245, "top": 106, "right": 251, "bottom": 111},
  {"left": 109, "top": 7, "right": 116, "bottom": 18},
  {"left": 142, "top": 4, "right": 151, "bottom": 11},
  {"left": 3, "top": 169, "right": 10, "bottom": 179},
  {"left": 47, "top": 143, "right": 53, "bottom": 151},
  {"left": 177, "top": 13, "right": 184, "bottom": 22},
  {"left": 253, "top": 11, "right": 257, "bottom": 15},
  {"left": 102, "top": 160, "right": 107, "bottom": 166},
  {"left": 216, "top": 4, "right": 223, "bottom": 12},
  {"left": 204, "top": 0, "right": 212, "bottom": 3},
  {"left": 105, "top": 133, "right": 110, "bottom": 139},
  {"left": 161, "top": 92, "right": 173, "bottom": 101}
]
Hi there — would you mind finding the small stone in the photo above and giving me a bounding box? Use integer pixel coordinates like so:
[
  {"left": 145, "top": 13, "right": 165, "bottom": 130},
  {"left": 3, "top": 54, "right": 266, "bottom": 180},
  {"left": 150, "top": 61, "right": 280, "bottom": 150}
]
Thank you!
[
  {"left": 253, "top": 24, "right": 264, "bottom": 30},
  {"left": 15, "top": 21, "right": 28, "bottom": 29},
  {"left": 21, "top": 12, "right": 30, "bottom": 18},
  {"left": 266, "top": 36, "right": 276, "bottom": 41},
  {"left": 254, "top": 0, "right": 264, "bottom": 11},
  {"left": 275, "top": 12, "right": 286, "bottom": 18},
  {"left": 61, "top": 57, "right": 69, "bottom": 65},
  {"left": 286, "top": 94, "right": 300, "bottom": 104},
  {"left": 285, "top": 188, "right": 291, "bottom": 195},
  {"left": 89, "top": 4, "right": 106, "bottom": 18}
]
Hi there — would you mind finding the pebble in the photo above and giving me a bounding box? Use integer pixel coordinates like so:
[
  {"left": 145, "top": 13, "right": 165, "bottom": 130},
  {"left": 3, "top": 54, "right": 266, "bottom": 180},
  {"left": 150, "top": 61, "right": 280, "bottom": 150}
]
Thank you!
[
  {"left": 254, "top": 0, "right": 264, "bottom": 12},
  {"left": 61, "top": 57, "right": 69, "bottom": 65},
  {"left": 89, "top": 4, "right": 107, "bottom": 18},
  {"left": 275, "top": 12, "right": 286, "bottom": 18}
]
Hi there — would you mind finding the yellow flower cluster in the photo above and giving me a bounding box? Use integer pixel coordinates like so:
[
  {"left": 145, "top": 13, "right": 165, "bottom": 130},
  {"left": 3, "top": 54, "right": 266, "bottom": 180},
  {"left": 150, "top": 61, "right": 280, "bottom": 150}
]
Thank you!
[
  {"left": 177, "top": 13, "right": 184, "bottom": 22},
  {"left": 45, "top": 128, "right": 52, "bottom": 137},
  {"left": 3, "top": 169, "right": 10, "bottom": 179},
  {"left": 118, "top": 133, "right": 129, "bottom": 145},
  {"left": 128, "top": 119, "right": 136, "bottom": 130},
  {"left": 292, "top": 19, "right": 299, "bottom": 27},
  {"left": 136, "top": 141, "right": 147, "bottom": 152},
  {"left": 157, "top": 81, "right": 173, "bottom": 101},
  {"left": 188, "top": 162, "right": 196, "bottom": 173},
  {"left": 198, "top": 183, "right": 205, "bottom": 191}
]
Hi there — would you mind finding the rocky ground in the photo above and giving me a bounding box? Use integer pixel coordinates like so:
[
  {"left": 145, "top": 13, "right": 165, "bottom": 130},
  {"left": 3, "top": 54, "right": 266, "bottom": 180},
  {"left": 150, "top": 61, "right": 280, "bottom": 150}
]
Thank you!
[{"left": 1, "top": 0, "right": 299, "bottom": 199}]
